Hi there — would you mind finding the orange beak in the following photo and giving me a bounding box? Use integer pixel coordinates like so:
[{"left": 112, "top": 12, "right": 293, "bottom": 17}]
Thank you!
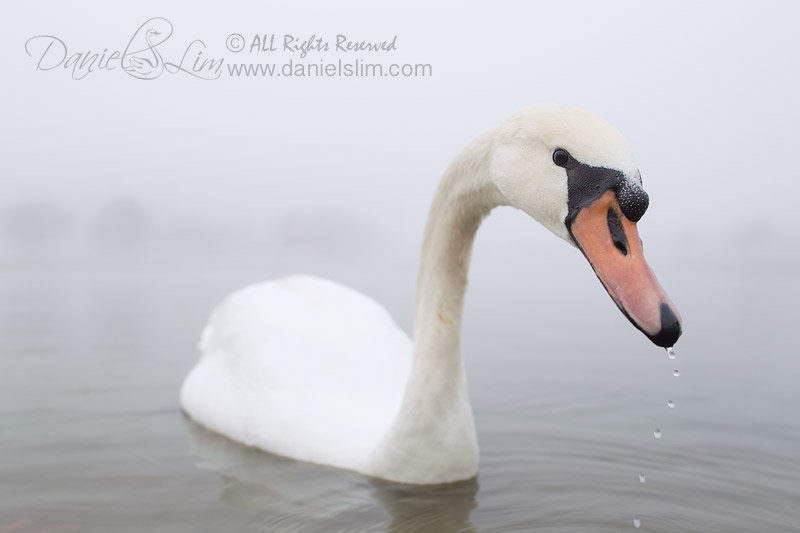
[{"left": 569, "top": 190, "right": 682, "bottom": 347}]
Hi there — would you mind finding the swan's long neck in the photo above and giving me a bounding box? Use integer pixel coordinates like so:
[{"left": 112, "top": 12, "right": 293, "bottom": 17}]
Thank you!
[{"left": 371, "top": 131, "right": 506, "bottom": 483}]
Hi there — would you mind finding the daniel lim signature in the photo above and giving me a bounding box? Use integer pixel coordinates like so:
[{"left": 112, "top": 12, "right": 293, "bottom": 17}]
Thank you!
[{"left": 25, "top": 17, "right": 224, "bottom": 80}]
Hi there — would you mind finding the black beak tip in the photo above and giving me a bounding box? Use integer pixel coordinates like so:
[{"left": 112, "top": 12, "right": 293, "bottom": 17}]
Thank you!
[{"left": 648, "top": 303, "right": 682, "bottom": 348}]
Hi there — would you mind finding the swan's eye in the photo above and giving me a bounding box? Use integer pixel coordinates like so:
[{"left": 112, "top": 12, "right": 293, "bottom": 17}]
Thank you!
[{"left": 553, "top": 149, "right": 570, "bottom": 167}]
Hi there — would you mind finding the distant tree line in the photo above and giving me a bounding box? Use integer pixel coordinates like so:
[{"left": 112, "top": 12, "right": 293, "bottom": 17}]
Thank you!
[{"left": 0, "top": 197, "right": 155, "bottom": 250}]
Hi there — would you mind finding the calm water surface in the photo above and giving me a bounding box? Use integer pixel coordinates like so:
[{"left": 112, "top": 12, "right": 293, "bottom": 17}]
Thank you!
[{"left": 1, "top": 254, "right": 798, "bottom": 532}]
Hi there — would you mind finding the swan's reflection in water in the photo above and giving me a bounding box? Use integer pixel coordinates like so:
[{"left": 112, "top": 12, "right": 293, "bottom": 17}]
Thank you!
[{"left": 182, "top": 415, "right": 478, "bottom": 532}]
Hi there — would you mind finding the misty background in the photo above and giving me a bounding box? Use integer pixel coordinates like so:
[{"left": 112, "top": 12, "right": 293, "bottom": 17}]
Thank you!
[
  {"left": 2, "top": 0, "right": 798, "bottom": 272},
  {"left": 1, "top": 0, "right": 798, "bottom": 412},
  {"left": 2, "top": 2, "right": 800, "bottom": 530}
]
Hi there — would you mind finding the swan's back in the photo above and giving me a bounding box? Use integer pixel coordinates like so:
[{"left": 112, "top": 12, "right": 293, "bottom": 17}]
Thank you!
[{"left": 180, "top": 275, "right": 412, "bottom": 472}]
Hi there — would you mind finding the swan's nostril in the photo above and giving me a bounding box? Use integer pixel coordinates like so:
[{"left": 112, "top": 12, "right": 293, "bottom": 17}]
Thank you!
[
  {"left": 613, "top": 236, "right": 627, "bottom": 255},
  {"left": 606, "top": 208, "right": 628, "bottom": 256}
]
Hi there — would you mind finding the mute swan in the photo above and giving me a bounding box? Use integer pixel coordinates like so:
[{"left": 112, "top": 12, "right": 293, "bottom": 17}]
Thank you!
[{"left": 180, "top": 104, "right": 682, "bottom": 485}]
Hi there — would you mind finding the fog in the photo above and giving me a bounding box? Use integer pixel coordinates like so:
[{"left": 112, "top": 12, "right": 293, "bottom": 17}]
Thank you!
[
  {"left": 3, "top": 4, "right": 800, "bottom": 530},
  {"left": 1, "top": 0, "right": 799, "bottom": 272}
]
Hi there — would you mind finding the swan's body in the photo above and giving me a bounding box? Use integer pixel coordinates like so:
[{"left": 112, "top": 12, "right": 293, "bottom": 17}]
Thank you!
[
  {"left": 181, "top": 105, "right": 682, "bottom": 484},
  {"left": 182, "top": 276, "right": 412, "bottom": 472}
]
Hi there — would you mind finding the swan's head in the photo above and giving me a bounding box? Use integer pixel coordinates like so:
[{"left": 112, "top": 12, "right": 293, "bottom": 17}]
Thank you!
[{"left": 490, "top": 104, "right": 681, "bottom": 348}]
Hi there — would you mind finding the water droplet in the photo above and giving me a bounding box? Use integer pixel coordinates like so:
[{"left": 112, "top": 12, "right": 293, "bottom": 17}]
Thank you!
[
  {"left": 672, "top": 369, "right": 680, "bottom": 377},
  {"left": 639, "top": 472, "right": 646, "bottom": 483},
  {"left": 634, "top": 517, "right": 642, "bottom": 528},
  {"left": 667, "top": 399, "right": 675, "bottom": 408},
  {"left": 654, "top": 428, "right": 662, "bottom": 439},
  {"left": 667, "top": 346, "right": 676, "bottom": 359}
]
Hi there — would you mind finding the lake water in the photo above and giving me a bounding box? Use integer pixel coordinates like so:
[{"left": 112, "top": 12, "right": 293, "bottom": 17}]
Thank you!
[{"left": 1, "top": 250, "right": 799, "bottom": 532}]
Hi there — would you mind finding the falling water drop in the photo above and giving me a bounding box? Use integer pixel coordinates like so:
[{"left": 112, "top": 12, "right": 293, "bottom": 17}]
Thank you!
[
  {"left": 672, "top": 369, "right": 680, "bottom": 377},
  {"left": 634, "top": 517, "right": 642, "bottom": 528},
  {"left": 654, "top": 428, "right": 662, "bottom": 439},
  {"left": 639, "top": 472, "right": 646, "bottom": 483},
  {"left": 667, "top": 346, "right": 676, "bottom": 359},
  {"left": 667, "top": 399, "right": 675, "bottom": 409}
]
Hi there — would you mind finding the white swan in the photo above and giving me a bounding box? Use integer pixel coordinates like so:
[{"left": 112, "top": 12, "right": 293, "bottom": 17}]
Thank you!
[{"left": 180, "top": 104, "right": 682, "bottom": 485}]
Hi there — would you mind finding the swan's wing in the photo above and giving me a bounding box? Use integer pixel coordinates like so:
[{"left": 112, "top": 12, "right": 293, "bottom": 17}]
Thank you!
[{"left": 180, "top": 275, "right": 412, "bottom": 473}]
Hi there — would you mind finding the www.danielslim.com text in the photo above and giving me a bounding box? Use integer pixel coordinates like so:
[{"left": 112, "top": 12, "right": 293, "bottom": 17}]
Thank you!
[{"left": 227, "top": 59, "right": 432, "bottom": 77}]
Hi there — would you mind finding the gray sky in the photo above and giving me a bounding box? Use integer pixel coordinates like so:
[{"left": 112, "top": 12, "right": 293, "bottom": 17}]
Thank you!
[{"left": 1, "top": 0, "right": 799, "bottom": 259}]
